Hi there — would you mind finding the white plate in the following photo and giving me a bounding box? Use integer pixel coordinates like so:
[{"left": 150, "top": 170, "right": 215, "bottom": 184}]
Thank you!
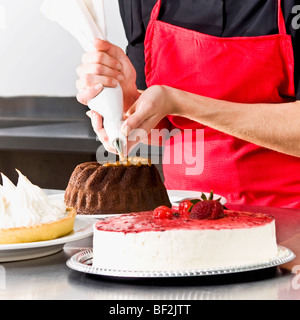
[
  {"left": 66, "top": 246, "right": 295, "bottom": 279},
  {"left": 49, "top": 190, "right": 227, "bottom": 219},
  {"left": 167, "top": 190, "right": 227, "bottom": 206},
  {"left": 0, "top": 217, "right": 96, "bottom": 262}
]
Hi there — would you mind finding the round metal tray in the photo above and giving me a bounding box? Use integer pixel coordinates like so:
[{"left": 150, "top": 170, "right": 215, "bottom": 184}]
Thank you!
[{"left": 67, "top": 246, "right": 295, "bottom": 279}]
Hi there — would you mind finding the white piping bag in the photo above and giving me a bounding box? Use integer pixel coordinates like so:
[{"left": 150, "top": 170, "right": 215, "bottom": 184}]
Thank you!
[{"left": 41, "top": 0, "right": 126, "bottom": 155}]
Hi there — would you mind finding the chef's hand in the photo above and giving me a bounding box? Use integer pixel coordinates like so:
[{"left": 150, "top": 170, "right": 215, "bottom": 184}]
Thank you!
[
  {"left": 86, "top": 110, "right": 117, "bottom": 154},
  {"left": 120, "top": 85, "right": 174, "bottom": 154},
  {"left": 77, "top": 39, "right": 141, "bottom": 153},
  {"left": 86, "top": 106, "right": 151, "bottom": 155},
  {"left": 76, "top": 39, "right": 140, "bottom": 110},
  {"left": 87, "top": 85, "right": 172, "bottom": 155}
]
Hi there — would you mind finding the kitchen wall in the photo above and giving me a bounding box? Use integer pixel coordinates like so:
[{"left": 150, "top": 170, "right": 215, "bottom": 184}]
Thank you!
[{"left": 0, "top": 0, "right": 127, "bottom": 97}]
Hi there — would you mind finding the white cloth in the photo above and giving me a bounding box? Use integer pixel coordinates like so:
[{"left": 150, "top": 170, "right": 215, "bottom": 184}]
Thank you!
[
  {"left": 41, "top": 0, "right": 126, "bottom": 150},
  {"left": 41, "top": 0, "right": 107, "bottom": 52}
]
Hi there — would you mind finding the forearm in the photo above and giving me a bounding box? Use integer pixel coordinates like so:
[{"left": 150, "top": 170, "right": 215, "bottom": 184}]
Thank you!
[{"left": 168, "top": 86, "right": 300, "bottom": 157}]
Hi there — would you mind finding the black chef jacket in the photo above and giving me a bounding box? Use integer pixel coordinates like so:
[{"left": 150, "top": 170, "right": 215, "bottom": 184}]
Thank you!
[{"left": 118, "top": 0, "right": 300, "bottom": 100}]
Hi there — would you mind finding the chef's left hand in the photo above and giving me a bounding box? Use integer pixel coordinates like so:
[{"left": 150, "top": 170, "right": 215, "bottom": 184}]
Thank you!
[{"left": 121, "top": 85, "right": 174, "bottom": 149}]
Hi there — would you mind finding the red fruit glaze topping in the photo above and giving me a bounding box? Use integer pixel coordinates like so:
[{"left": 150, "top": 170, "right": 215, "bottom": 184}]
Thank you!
[{"left": 95, "top": 210, "right": 274, "bottom": 234}]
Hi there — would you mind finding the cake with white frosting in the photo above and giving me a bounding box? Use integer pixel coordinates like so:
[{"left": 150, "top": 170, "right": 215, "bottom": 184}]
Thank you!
[
  {"left": 93, "top": 209, "right": 278, "bottom": 271},
  {"left": 0, "top": 170, "right": 76, "bottom": 244}
]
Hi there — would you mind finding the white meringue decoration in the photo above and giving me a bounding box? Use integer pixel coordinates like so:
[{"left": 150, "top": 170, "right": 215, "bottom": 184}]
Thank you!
[
  {"left": 0, "top": 185, "right": 13, "bottom": 229},
  {"left": 0, "top": 170, "right": 67, "bottom": 229}
]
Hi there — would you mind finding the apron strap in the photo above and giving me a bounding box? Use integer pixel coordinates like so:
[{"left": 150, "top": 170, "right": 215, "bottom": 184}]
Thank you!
[
  {"left": 278, "top": 0, "right": 287, "bottom": 35},
  {"left": 150, "top": 0, "right": 162, "bottom": 21},
  {"left": 151, "top": 0, "right": 287, "bottom": 35}
]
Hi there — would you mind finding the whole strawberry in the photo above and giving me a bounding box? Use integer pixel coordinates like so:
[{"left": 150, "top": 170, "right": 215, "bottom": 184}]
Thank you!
[
  {"left": 190, "top": 199, "right": 224, "bottom": 220},
  {"left": 188, "top": 191, "right": 225, "bottom": 220},
  {"left": 178, "top": 200, "right": 193, "bottom": 217},
  {"left": 154, "top": 206, "right": 173, "bottom": 219}
]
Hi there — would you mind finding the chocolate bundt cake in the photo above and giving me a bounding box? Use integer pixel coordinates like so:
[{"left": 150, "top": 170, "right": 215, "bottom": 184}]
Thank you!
[{"left": 64, "top": 158, "right": 172, "bottom": 215}]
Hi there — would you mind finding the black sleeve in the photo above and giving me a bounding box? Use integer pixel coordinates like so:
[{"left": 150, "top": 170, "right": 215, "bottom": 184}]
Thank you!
[{"left": 118, "top": 0, "right": 156, "bottom": 90}]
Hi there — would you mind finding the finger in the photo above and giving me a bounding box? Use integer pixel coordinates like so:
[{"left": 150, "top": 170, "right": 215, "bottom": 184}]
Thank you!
[
  {"left": 90, "top": 111, "right": 103, "bottom": 132},
  {"left": 134, "top": 117, "right": 158, "bottom": 139},
  {"left": 121, "top": 100, "right": 138, "bottom": 135},
  {"left": 122, "top": 111, "right": 160, "bottom": 142},
  {"left": 78, "top": 68, "right": 124, "bottom": 87},
  {"left": 96, "top": 128, "right": 117, "bottom": 154},
  {"left": 82, "top": 51, "right": 122, "bottom": 71},
  {"left": 79, "top": 74, "right": 119, "bottom": 90},
  {"left": 76, "top": 78, "right": 87, "bottom": 91},
  {"left": 77, "top": 63, "right": 123, "bottom": 79},
  {"left": 77, "top": 74, "right": 123, "bottom": 92},
  {"left": 87, "top": 110, "right": 103, "bottom": 131},
  {"left": 121, "top": 105, "right": 146, "bottom": 137},
  {"left": 94, "top": 39, "right": 129, "bottom": 62},
  {"left": 76, "top": 83, "right": 103, "bottom": 105},
  {"left": 76, "top": 77, "right": 100, "bottom": 91},
  {"left": 89, "top": 112, "right": 117, "bottom": 154},
  {"left": 125, "top": 103, "right": 137, "bottom": 117},
  {"left": 94, "top": 39, "right": 124, "bottom": 60},
  {"left": 93, "top": 38, "right": 112, "bottom": 52},
  {"left": 76, "top": 64, "right": 121, "bottom": 87}
]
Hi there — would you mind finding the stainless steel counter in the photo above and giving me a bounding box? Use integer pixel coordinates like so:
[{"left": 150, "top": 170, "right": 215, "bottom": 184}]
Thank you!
[
  {"left": 1, "top": 238, "right": 299, "bottom": 300},
  {"left": 0, "top": 191, "right": 300, "bottom": 300}
]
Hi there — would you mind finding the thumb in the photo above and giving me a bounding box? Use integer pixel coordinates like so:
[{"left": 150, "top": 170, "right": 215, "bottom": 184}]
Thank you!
[
  {"left": 121, "top": 102, "right": 145, "bottom": 137},
  {"left": 94, "top": 38, "right": 124, "bottom": 60},
  {"left": 93, "top": 38, "right": 111, "bottom": 51}
]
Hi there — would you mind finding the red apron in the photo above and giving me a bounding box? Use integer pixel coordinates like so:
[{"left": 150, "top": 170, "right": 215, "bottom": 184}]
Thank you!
[{"left": 144, "top": 0, "right": 300, "bottom": 208}]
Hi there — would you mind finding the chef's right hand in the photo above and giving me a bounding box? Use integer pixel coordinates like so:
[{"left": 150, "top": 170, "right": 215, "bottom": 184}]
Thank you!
[{"left": 76, "top": 39, "right": 139, "bottom": 111}]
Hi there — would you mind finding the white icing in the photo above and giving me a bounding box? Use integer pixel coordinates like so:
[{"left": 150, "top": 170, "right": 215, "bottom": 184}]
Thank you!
[
  {"left": 0, "top": 170, "right": 67, "bottom": 229},
  {"left": 93, "top": 222, "right": 278, "bottom": 271},
  {"left": 0, "top": 185, "right": 12, "bottom": 229}
]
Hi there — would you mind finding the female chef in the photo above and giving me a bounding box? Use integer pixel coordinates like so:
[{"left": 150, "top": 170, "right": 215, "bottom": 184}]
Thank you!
[{"left": 76, "top": 0, "right": 300, "bottom": 209}]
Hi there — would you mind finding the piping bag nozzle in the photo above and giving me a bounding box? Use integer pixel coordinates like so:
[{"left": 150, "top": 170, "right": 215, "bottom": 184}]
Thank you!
[{"left": 88, "top": 84, "right": 127, "bottom": 155}]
